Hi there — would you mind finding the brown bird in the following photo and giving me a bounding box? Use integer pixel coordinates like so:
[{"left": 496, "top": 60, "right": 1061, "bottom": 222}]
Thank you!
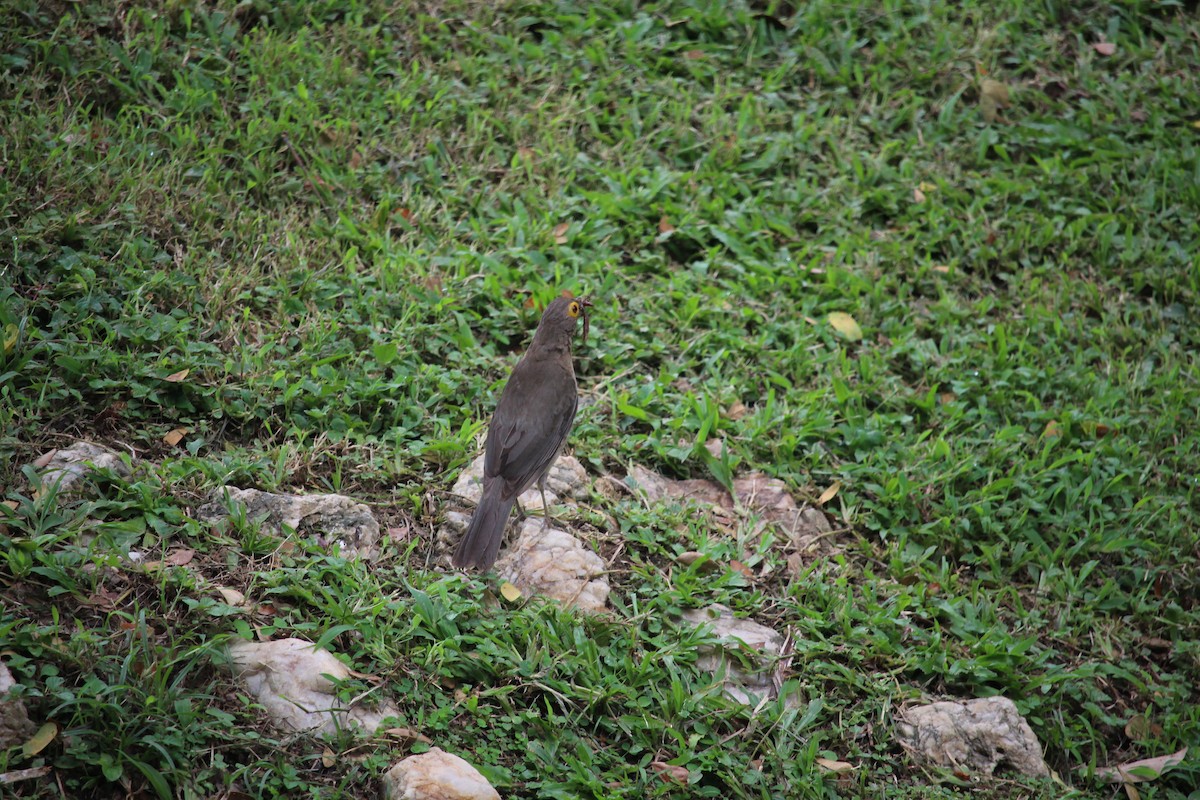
[{"left": 452, "top": 295, "right": 591, "bottom": 570}]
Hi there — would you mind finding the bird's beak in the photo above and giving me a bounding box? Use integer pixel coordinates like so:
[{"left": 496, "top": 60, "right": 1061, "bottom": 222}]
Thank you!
[{"left": 578, "top": 296, "right": 593, "bottom": 345}]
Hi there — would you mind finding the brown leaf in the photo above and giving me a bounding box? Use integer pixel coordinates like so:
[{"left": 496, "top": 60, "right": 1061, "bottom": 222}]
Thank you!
[
  {"left": 163, "top": 427, "right": 188, "bottom": 447},
  {"left": 552, "top": 222, "right": 570, "bottom": 244},
  {"left": 913, "top": 186, "right": 926, "bottom": 204},
  {"left": 164, "top": 368, "right": 189, "bottom": 383},
  {"left": 650, "top": 761, "right": 689, "bottom": 784},
  {"left": 817, "top": 482, "right": 841, "bottom": 506},
  {"left": 1095, "top": 747, "right": 1187, "bottom": 784},
  {"left": 658, "top": 216, "right": 675, "bottom": 234},
  {"left": 382, "top": 727, "right": 433, "bottom": 744},
  {"left": 166, "top": 548, "right": 195, "bottom": 566},
  {"left": 1124, "top": 714, "right": 1164, "bottom": 741},
  {"left": 215, "top": 587, "right": 245, "bottom": 606},
  {"left": 726, "top": 401, "right": 748, "bottom": 420},
  {"left": 321, "top": 747, "right": 336, "bottom": 768},
  {"left": 33, "top": 450, "right": 58, "bottom": 469},
  {"left": 816, "top": 757, "right": 856, "bottom": 773},
  {"left": 683, "top": 49, "right": 704, "bottom": 59},
  {"left": 1093, "top": 41, "right": 1117, "bottom": 56},
  {"left": 516, "top": 146, "right": 535, "bottom": 161},
  {"left": 1043, "top": 420, "right": 1061, "bottom": 438},
  {"left": 729, "top": 560, "right": 754, "bottom": 578},
  {"left": 675, "top": 551, "right": 719, "bottom": 573}
]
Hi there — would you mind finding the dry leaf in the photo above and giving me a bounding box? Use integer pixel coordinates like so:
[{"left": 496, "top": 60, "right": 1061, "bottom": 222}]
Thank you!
[
  {"left": 166, "top": 548, "right": 195, "bottom": 566},
  {"left": 658, "top": 216, "right": 675, "bottom": 234},
  {"left": 397, "top": 208, "right": 414, "bottom": 223},
  {"left": 164, "top": 368, "right": 189, "bottom": 383},
  {"left": 816, "top": 757, "right": 856, "bottom": 773},
  {"left": 33, "top": 450, "right": 58, "bottom": 469},
  {"left": 499, "top": 581, "right": 523, "bottom": 602},
  {"left": 726, "top": 401, "right": 748, "bottom": 420},
  {"left": 163, "top": 427, "right": 188, "bottom": 447},
  {"left": 729, "top": 560, "right": 754, "bottom": 578},
  {"left": 683, "top": 49, "right": 704, "bottom": 59},
  {"left": 1095, "top": 747, "right": 1187, "bottom": 784},
  {"left": 2, "top": 323, "right": 17, "bottom": 354},
  {"left": 817, "top": 482, "right": 841, "bottom": 506},
  {"left": 1043, "top": 420, "right": 1061, "bottom": 438},
  {"left": 22, "top": 722, "right": 57, "bottom": 757},
  {"left": 216, "top": 587, "right": 245, "bottom": 606},
  {"left": 913, "top": 186, "right": 926, "bottom": 204},
  {"left": 1093, "top": 41, "right": 1116, "bottom": 56},
  {"left": 516, "top": 146, "right": 535, "bottom": 161},
  {"left": 1124, "top": 714, "right": 1163, "bottom": 741},
  {"left": 383, "top": 727, "right": 433, "bottom": 744},
  {"left": 321, "top": 747, "right": 336, "bottom": 768},
  {"left": 980, "top": 78, "right": 1011, "bottom": 106},
  {"left": 703, "top": 438, "right": 725, "bottom": 459},
  {"left": 650, "top": 761, "right": 689, "bottom": 784},
  {"left": 931, "top": 264, "right": 950, "bottom": 273},
  {"left": 552, "top": 222, "right": 570, "bottom": 244},
  {"left": 827, "top": 312, "right": 863, "bottom": 342}
]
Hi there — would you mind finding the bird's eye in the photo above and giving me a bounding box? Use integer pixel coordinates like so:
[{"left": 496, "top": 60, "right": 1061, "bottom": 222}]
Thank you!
[{"left": 569, "top": 302, "right": 580, "bottom": 317}]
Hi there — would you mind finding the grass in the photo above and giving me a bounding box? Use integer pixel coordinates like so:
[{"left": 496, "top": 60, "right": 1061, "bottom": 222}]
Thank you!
[{"left": 1, "top": 0, "right": 1198, "bottom": 796}]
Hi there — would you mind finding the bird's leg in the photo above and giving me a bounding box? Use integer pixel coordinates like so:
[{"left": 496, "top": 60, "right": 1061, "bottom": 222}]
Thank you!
[{"left": 539, "top": 472, "right": 551, "bottom": 529}]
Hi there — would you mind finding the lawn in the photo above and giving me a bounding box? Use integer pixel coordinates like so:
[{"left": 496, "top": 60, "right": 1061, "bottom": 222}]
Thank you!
[{"left": 1, "top": 0, "right": 1198, "bottom": 797}]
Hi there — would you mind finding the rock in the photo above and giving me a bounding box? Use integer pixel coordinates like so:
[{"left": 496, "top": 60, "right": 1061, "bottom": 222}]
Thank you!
[
  {"left": 497, "top": 519, "right": 609, "bottom": 612},
  {"left": 626, "top": 465, "right": 731, "bottom": 508},
  {"left": 682, "top": 604, "right": 797, "bottom": 707},
  {"left": 451, "top": 453, "right": 590, "bottom": 511},
  {"left": 732, "top": 473, "right": 832, "bottom": 550},
  {"left": 0, "top": 659, "right": 35, "bottom": 749},
  {"left": 226, "top": 638, "right": 398, "bottom": 737},
  {"left": 34, "top": 442, "right": 131, "bottom": 496},
  {"left": 895, "top": 697, "right": 1049, "bottom": 777},
  {"left": 196, "top": 487, "right": 380, "bottom": 560},
  {"left": 382, "top": 747, "right": 499, "bottom": 800}
]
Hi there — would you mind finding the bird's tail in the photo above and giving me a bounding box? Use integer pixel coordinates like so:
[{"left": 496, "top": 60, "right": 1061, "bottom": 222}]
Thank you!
[{"left": 452, "top": 486, "right": 514, "bottom": 570}]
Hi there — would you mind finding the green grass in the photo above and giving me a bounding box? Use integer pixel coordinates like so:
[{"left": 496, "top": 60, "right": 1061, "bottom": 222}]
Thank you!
[{"left": 2, "top": 0, "right": 1198, "bottom": 797}]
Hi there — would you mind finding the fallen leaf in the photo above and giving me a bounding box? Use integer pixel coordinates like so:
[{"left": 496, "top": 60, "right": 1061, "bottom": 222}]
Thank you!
[
  {"left": 1043, "top": 420, "right": 1061, "bottom": 438},
  {"left": 499, "top": 581, "right": 523, "bottom": 602},
  {"left": 658, "top": 216, "right": 674, "bottom": 234},
  {"left": 163, "top": 427, "right": 188, "bottom": 447},
  {"left": 817, "top": 482, "right": 841, "bottom": 506},
  {"left": 683, "top": 49, "right": 704, "bottom": 59},
  {"left": 932, "top": 264, "right": 951, "bottom": 273},
  {"left": 166, "top": 548, "right": 195, "bottom": 566},
  {"left": 552, "top": 222, "right": 570, "bottom": 244},
  {"left": 913, "top": 186, "right": 927, "bottom": 204},
  {"left": 676, "top": 551, "right": 719, "bottom": 573},
  {"left": 939, "top": 392, "right": 956, "bottom": 404},
  {"left": 516, "top": 146, "right": 535, "bottom": 161},
  {"left": 164, "top": 368, "right": 189, "bottom": 383},
  {"left": 650, "top": 761, "right": 689, "bottom": 784},
  {"left": 827, "top": 312, "right": 863, "bottom": 342},
  {"left": 816, "top": 757, "right": 856, "bottom": 773},
  {"left": 918, "top": 181, "right": 938, "bottom": 194},
  {"left": 1093, "top": 41, "right": 1117, "bottom": 56},
  {"left": 33, "top": 450, "right": 58, "bottom": 469},
  {"left": 1124, "top": 714, "right": 1164, "bottom": 741},
  {"left": 397, "top": 208, "right": 414, "bottom": 222},
  {"left": 726, "top": 401, "right": 748, "bottom": 420},
  {"left": 22, "top": 722, "right": 57, "bottom": 757},
  {"left": 1095, "top": 747, "right": 1187, "bottom": 784},
  {"left": 703, "top": 438, "right": 724, "bottom": 459},
  {"left": 979, "top": 78, "right": 1011, "bottom": 123},
  {"left": 215, "top": 587, "right": 245, "bottom": 606},
  {"left": 382, "top": 727, "right": 433, "bottom": 744},
  {"left": 729, "top": 560, "right": 754, "bottom": 578},
  {"left": 2, "top": 323, "right": 17, "bottom": 353},
  {"left": 321, "top": 747, "right": 336, "bottom": 768}
]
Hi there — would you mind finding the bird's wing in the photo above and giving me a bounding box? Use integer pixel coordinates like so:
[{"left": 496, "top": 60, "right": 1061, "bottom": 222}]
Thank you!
[{"left": 484, "top": 362, "right": 578, "bottom": 498}]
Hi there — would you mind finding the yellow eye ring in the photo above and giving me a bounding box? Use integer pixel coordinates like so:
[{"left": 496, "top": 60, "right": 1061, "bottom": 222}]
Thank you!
[{"left": 568, "top": 301, "right": 580, "bottom": 317}]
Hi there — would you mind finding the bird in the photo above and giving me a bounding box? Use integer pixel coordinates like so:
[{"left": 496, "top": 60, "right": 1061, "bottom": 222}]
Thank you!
[{"left": 452, "top": 294, "right": 591, "bottom": 571}]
